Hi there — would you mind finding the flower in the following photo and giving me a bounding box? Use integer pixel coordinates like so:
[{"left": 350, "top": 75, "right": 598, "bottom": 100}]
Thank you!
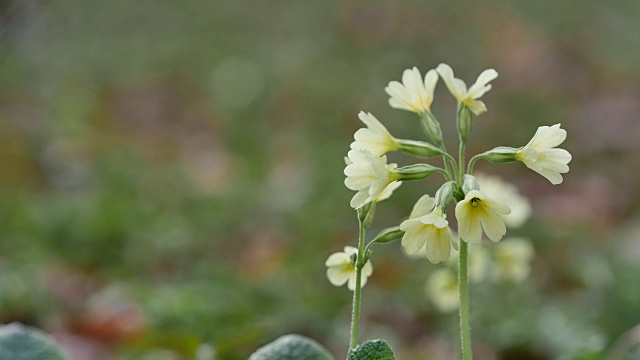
[
  {"left": 515, "top": 124, "right": 572, "bottom": 185},
  {"left": 455, "top": 190, "right": 511, "bottom": 244},
  {"left": 492, "top": 238, "right": 535, "bottom": 283},
  {"left": 350, "top": 111, "right": 398, "bottom": 156},
  {"left": 344, "top": 149, "right": 401, "bottom": 209},
  {"left": 400, "top": 196, "right": 457, "bottom": 264},
  {"left": 385, "top": 67, "right": 438, "bottom": 114},
  {"left": 425, "top": 268, "right": 459, "bottom": 312},
  {"left": 436, "top": 63, "right": 498, "bottom": 115},
  {"left": 475, "top": 173, "right": 532, "bottom": 228},
  {"left": 325, "top": 246, "right": 373, "bottom": 290}
]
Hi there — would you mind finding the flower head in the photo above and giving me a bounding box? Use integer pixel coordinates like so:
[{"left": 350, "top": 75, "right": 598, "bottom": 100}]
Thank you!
[
  {"left": 492, "top": 238, "right": 535, "bottom": 283},
  {"left": 325, "top": 246, "right": 373, "bottom": 290},
  {"left": 344, "top": 149, "right": 401, "bottom": 209},
  {"left": 385, "top": 67, "right": 438, "bottom": 114},
  {"left": 455, "top": 190, "right": 511, "bottom": 244},
  {"left": 400, "top": 195, "right": 457, "bottom": 264},
  {"left": 436, "top": 63, "right": 498, "bottom": 115},
  {"left": 426, "top": 268, "right": 459, "bottom": 313},
  {"left": 350, "top": 111, "right": 398, "bottom": 156},
  {"left": 516, "top": 124, "right": 572, "bottom": 185},
  {"left": 475, "top": 174, "right": 532, "bottom": 228}
]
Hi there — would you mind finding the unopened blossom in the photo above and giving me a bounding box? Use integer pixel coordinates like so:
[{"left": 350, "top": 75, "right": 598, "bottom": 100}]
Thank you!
[
  {"left": 350, "top": 111, "right": 398, "bottom": 156},
  {"left": 385, "top": 67, "right": 438, "bottom": 114},
  {"left": 344, "top": 149, "right": 401, "bottom": 209},
  {"left": 436, "top": 63, "right": 498, "bottom": 115},
  {"left": 426, "top": 268, "right": 459, "bottom": 313},
  {"left": 325, "top": 246, "right": 373, "bottom": 290},
  {"left": 400, "top": 196, "right": 457, "bottom": 264},
  {"left": 475, "top": 173, "right": 532, "bottom": 228},
  {"left": 455, "top": 190, "right": 511, "bottom": 244},
  {"left": 516, "top": 124, "right": 572, "bottom": 185},
  {"left": 493, "top": 238, "right": 535, "bottom": 283}
]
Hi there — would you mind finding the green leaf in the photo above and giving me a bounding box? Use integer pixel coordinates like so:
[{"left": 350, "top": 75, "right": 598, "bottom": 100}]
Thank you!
[
  {"left": 0, "top": 323, "right": 69, "bottom": 360},
  {"left": 347, "top": 339, "right": 396, "bottom": 360},
  {"left": 249, "top": 334, "right": 334, "bottom": 360}
]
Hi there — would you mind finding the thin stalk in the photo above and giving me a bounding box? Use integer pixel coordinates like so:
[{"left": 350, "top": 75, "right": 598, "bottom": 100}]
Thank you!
[
  {"left": 458, "top": 141, "right": 466, "bottom": 184},
  {"left": 349, "top": 217, "right": 366, "bottom": 350},
  {"left": 459, "top": 241, "right": 472, "bottom": 360}
]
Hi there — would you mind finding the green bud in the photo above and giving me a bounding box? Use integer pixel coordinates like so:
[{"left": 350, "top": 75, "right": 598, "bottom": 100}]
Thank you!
[
  {"left": 371, "top": 226, "right": 404, "bottom": 244},
  {"left": 396, "top": 139, "right": 445, "bottom": 158},
  {"left": 475, "top": 146, "right": 518, "bottom": 163},
  {"left": 358, "top": 202, "right": 376, "bottom": 229},
  {"left": 462, "top": 174, "right": 480, "bottom": 194},
  {"left": 434, "top": 181, "right": 455, "bottom": 210},
  {"left": 396, "top": 164, "right": 443, "bottom": 181},
  {"left": 457, "top": 104, "right": 473, "bottom": 144},
  {"left": 419, "top": 112, "right": 444, "bottom": 147},
  {"left": 453, "top": 182, "right": 465, "bottom": 202}
]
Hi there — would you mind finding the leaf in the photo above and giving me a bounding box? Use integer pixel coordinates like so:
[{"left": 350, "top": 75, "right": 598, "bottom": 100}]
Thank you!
[
  {"left": 249, "top": 334, "right": 334, "bottom": 360},
  {"left": 0, "top": 322, "right": 69, "bottom": 360},
  {"left": 347, "top": 339, "right": 396, "bottom": 360}
]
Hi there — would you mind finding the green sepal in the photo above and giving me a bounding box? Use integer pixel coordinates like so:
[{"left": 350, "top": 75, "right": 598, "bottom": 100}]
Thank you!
[
  {"left": 474, "top": 146, "right": 518, "bottom": 163},
  {"left": 348, "top": 339, "right": 396, "bottom": 360},
  {"left": 419, "top": 112, "right": 444, "bottom": 147},
  {"left": 396, "top": 164, "right": 443, "bottom": 181},
  {"left": 0, "top": 323, "right": 70, "bottom": 360},
  {"left": 249, "top": 334, "right": 334, "bottom": 360},
  {"left": 396, "top": 139, "right": 444, "bottom": 158},
  {"left": 462, "top": 174, "right": 480, "bottom": 194},
  {"left": 371, "top": 226, "right": 404, "bottom": 244},
  {"left": 434, "top": 181, "right": 455, "bottom": 211},
  {"left": 457, "top": 104, "right": 473, "bottom": 144},
  {"left": 452, "top": 182, "right": 465, "bottom": 202}
]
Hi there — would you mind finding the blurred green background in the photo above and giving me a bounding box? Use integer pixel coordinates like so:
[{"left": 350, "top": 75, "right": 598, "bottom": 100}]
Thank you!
[{"left": 1, "top": 0, "right": 639, "bottom": 359}]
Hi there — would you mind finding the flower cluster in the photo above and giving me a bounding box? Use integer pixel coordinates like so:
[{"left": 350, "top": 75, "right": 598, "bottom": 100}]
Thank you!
[{"left": 326, "top": 63, "right": 570, "bottom": 295}]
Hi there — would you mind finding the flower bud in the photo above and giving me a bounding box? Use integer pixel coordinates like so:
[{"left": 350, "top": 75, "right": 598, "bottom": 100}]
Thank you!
[
  {"left": 434, "top": 181, "right": 455, "bottom": 211},
  {"left": 419, "top": 112, "right": 444, "bottom": 147},
  {"left": 396, "top": 139, "right": 445, "bottom": 158}
]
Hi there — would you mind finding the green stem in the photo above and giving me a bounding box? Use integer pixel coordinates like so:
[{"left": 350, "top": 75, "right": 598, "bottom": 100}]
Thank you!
[
  {"left": 349, "top": 216, "right": 366, "bottom": 350},
  {"left": 458, "top": 141, "right": 466, "bottom": 184},
  {"left": 459, "top": 241, "right": 472, "bottom": 359},
  {"left": 467, "top": 155, "right": 478, "bottom": 175}
]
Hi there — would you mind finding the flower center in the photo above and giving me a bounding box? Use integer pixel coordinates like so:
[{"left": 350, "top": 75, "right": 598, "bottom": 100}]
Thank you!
[{"left": 470, "top": 197, "right": 481, "bottom": 207}]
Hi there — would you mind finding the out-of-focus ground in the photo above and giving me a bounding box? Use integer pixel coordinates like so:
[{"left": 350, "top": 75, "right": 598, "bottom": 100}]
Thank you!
[{"left": 1, "top": 1, "right": 639, "bottom": 359}]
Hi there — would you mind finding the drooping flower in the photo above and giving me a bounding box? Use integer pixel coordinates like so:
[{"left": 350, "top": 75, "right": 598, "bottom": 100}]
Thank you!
[
  {"left": 350, "top": 111, "right": 398, "bottom": 156},
  {"left": 400, "top": 196, "right": 457, "bottom": 264},
  {"left": 475, "top": 173, "right": 532, "bottom": 228},
  {"left": 436, "top": 63, "right": 498, "bottom": 115},
  {"left": 344, "top": 149, "right": 401, "bottom": 209},
  {"left": 385, "top": 67, "right": 438, "bottom": 114},
  {"left": 325, "top": 246, "right": 373, "bottom": 290},
  {"left": 515, "top": 124, "right": 572, "bottom": 185},
  {"left": 492, "top": 238, "right": 535, "bottom": 283},
  {"left": 425, "top": 268, "right": 459, "bottom": 313},
  {"left": 455, "top": 190, "right": 511, "bottom": 244}
]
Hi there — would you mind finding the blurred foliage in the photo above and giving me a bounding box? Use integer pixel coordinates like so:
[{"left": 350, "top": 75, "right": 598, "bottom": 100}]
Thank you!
[{"left": 1, "top": 0, "right": 640, "bottom": 359}]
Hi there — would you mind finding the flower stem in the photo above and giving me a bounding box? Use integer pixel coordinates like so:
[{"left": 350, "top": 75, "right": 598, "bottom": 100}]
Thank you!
[
  {"left": 349, "top": 216, "right": 366, "bottom": 350},
  {"left": 459, "top": 240, "right": 472, "bottom": 360}
]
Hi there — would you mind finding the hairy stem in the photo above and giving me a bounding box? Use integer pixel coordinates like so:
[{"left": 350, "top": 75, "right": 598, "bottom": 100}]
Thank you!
[
  {"left": 459, "top": 241, "right": 472, "bottom": 359},
  {"left": 349, "top": 216, "right": 366, "bottom": 350}
]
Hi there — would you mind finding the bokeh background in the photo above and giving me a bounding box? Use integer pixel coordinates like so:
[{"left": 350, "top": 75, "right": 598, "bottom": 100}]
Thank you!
[{"left": 1, "top": 0, "right": 640, "bottom": 359}]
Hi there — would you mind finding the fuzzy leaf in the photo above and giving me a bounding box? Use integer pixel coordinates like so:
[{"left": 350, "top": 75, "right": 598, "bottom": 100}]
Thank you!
[
  {"left": 348, "top": 339, "right": 396, "bottom": 360},
  {"left": 0, "top": 323, "right": 69, "bottom": 360},
  {"left": 250, "top": 334, "right": 334, "bottom": 360}
]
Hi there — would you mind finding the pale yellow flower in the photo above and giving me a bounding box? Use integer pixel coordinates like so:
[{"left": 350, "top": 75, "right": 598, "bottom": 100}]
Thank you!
[
  {"left": 516, "top": 124, "right": 572, "bottom": 185},
  {"left": 455, "top": 190, "right": 511, "bottom": 244},
  {"left": 325, "top": 246, "right": 373, "bottom": 291},
  {"left": 492, "top": 238, "right": 535, "bottom": 283},
  {"left": 425, "top": 268, "right": 459, "bottom": 313},
  {"left": 385, "top": 67, "right": 438, "bottom": 113},
  {"left": 350, "top": 111, "right": 398, "bottom": 156},
  {"left": 344, "top": 149, "right": 401, "bottom": 209},
  {"left": 400, "top": 195, "right": 457, "bottom": 264},
  {"left": 475, "top": 173, "right": 532, "bottom": 228},
  {"left": 436, "top": 63, "right": 498, "bottom": 115}
]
